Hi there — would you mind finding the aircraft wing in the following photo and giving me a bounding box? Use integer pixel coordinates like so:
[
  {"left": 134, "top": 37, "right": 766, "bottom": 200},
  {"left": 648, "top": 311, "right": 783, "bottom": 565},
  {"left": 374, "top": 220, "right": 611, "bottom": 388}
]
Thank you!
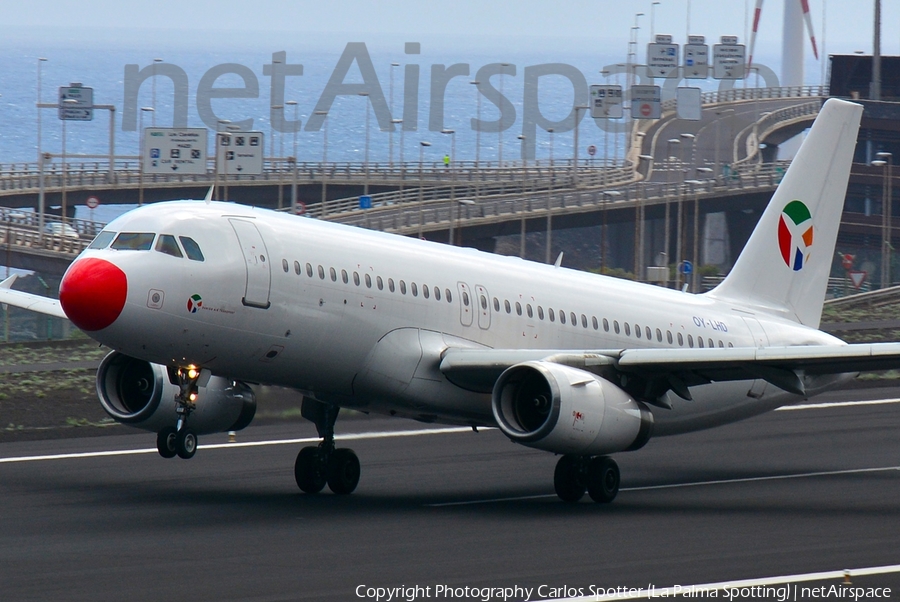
[
  {"left": 0, "top": 275, "right": 67, "bottom": 319},
  {"left": 440, "top": 343, "right": 900, "bottom": 402}
]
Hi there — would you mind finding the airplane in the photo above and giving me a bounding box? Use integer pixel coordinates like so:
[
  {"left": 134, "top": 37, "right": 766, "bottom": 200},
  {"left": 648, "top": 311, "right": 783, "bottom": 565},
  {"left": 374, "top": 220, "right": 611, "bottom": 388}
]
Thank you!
[{"left": 2, "top": 98, "right": 898, "bottom": 504}]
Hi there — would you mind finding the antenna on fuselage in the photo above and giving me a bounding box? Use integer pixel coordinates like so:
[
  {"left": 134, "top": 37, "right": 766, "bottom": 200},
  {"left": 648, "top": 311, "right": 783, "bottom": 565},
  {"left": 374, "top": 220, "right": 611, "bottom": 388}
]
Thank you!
[
  {"left": 554, "top": 252, "right": 564, "bottom": 268},
  {"left": 203, "top": 185, "right": 214, "bottom": 204}
]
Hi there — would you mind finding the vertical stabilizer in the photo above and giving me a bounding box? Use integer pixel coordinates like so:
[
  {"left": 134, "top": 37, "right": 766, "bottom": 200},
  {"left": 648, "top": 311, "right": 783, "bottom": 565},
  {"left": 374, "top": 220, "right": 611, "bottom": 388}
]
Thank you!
[{"left": 708, "top": 98, "right": 862, "bottom": 328}]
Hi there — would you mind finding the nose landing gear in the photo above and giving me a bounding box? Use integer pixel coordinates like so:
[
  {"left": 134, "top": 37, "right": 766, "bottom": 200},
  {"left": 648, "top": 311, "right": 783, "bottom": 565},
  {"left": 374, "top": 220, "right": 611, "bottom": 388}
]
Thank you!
[
  {"left": 156, "top": 366, "right": 202, "bottom": 460},
  {"left": 294, "top": 399, "right": 360, "bottom": 495}
]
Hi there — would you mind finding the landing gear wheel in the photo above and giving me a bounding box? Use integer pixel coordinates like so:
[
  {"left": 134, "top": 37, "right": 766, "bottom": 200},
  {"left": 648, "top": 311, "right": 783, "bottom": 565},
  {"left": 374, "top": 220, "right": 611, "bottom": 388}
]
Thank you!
[
  {"left": 294, "top": 446, "right": 327, "bottom": 494},
  {"left": 587, "top": 456, "right": 620, "bottom": 504},
  {"left": 327, "top": 449, "right": 360, "bottom": 495},
  {"left": 554, "top": 454, "right": 587, "bottom": 503},
  {"left": 156, "top": 427, "right": 177, "bottom": 459},
  {"left": 175, "top": 428, "right": 198, "bottom": 459}
]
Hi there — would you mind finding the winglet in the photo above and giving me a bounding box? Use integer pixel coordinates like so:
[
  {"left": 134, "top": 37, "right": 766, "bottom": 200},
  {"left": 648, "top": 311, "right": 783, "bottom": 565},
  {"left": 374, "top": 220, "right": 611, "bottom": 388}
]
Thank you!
[
  {"left": 204, "top": 185, "right": 215, "bottom": 204},
  {"left": 554, "top": 252, "right": 564, "bottom": 268},
  {"left": 0, "top": 274, "right": 18, "bottom": 289}
]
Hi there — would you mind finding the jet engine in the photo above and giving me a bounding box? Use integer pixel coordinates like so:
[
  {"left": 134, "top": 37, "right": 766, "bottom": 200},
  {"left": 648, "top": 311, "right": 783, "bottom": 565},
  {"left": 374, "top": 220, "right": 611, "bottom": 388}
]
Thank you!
[
  {"left": 96, "top": 352, "right": 256, "bottom": 435},
  {"left": 491, "top": 361, "right": 653, "bottom": 455}
]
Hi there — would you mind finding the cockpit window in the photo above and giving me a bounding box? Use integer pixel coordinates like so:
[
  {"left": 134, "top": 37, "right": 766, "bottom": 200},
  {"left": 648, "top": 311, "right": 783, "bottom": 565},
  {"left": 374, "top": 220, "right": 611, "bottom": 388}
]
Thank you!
[
  {"left": 111, "top": 232, "right": 155, "bottom": 251},
  {"left": 155, "top": 234, "right": 183, "bottom": 258},
  {"left": 179, "top": 236, "right": 205, "bottom": 262},
  {"left": 88, "top": 230, "right": 116, "bottom": 250}
]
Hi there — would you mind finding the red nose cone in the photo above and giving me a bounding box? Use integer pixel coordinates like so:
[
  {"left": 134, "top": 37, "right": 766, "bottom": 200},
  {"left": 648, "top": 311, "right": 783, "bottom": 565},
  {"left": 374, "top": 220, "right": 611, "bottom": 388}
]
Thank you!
[{"left": 60, "top": 258, "right": 128, "bottom": 331}]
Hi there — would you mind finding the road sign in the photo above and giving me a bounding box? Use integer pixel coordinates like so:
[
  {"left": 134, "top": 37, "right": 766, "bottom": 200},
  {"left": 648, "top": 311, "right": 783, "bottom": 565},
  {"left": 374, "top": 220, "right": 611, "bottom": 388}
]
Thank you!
[
  {"left": 841, "top": 253, "right": 855, "bottom": 271},
  {"left": 630, "top": 85, "right": 661, "bottom": 120},
  {"left": 85, "top": 196, "right": 100, "bottom": 209},
  {"left": 713, "top": 36, "right": 746, "bottom": 79},
  {"left": 683, "top": 36, "right": 709, "bottom": 79},
  {"left": 589, "top": 85, "right": 623, "bottom": 119},
  {"left": 647, "top": 35, "right": 679, "bottom": 78},
  {"left": 58, "top": 84, "right": 94, "bottom": 121},
  {"left": 359, "top": 195, "right": 372, "bottom": 209},
  {"left": 849, "top": 271, "right": 867, "bottom": 289},
  {"left": 679, "top": 260, "right": 693, "bottom": 275},
  {"left": 143, "top": 128, "right": 208, "bottom": 175},
  {"left": 216, "top": 131, "right": 264, "bottom": 176},
  {"left": 676, "top": 87, "right": 702, "bottom": 121},
  {"left": 587, "top": 145, "right": 597, "bottom": 157}
]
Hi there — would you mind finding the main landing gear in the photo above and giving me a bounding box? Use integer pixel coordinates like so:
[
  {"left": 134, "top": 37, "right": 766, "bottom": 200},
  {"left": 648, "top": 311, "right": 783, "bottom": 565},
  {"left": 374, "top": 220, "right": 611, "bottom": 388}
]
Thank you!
[
  {"left": 156, "top": 366, "right": 202, "bottom": 460},
  {"left": 553, "top": 454, "right": 620, "bottom": 504},
  {"left": 294, "top": 399, "right": 360, "bottom": 495}
]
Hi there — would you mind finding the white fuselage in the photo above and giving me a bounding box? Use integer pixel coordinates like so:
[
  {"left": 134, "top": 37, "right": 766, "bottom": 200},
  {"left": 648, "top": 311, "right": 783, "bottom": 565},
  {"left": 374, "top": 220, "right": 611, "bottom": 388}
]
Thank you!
[{"left": 80, "top": 201, "right": 847, "bottom": 436}]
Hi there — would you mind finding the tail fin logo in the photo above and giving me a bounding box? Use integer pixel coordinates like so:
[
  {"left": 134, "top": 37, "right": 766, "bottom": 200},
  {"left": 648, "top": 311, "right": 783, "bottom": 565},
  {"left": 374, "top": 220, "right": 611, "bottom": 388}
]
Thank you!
[{"left": 777, "top": 200, "right": 814, "bottom": 271}]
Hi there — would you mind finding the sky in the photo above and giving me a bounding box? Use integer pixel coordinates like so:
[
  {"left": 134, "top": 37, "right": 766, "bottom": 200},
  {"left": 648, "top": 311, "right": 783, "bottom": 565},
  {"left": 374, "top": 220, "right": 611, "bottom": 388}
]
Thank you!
[{"left": 0, "top": 0, "right": 894, "bottom": 57}]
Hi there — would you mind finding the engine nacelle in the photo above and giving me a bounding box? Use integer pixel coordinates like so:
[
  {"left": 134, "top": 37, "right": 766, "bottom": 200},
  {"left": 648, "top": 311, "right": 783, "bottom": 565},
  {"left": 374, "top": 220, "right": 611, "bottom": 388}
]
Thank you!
[
  {"left": 96, "top": 352, "right": 256, "bottom": 435},
  {"left": 491, "top": 361, "right": 653, "bottom": 455}
]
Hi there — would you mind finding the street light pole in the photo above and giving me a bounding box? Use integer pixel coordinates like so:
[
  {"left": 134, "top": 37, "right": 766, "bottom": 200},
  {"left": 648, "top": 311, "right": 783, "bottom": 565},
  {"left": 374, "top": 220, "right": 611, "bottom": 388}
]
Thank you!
[
  {"left": 418, "top": 141, "right": 431, "bottom": 239},
  {"left": 138, "top": 106, "right": 154, "bottom": 207},
  {"left": 499, "top": 64, "right": 510, "bottom": 167},
  {"left": 572, "top": 106, "right": 588, "bottom": 186},
  {"left": 876, "top": 152, "right": 893, "bottom": 287},
  {"left": 315, "top": 109, "right": 329, "bottom": 213},
  {"left": 286, "top": 100, "right": 299, "bottom": 213},
  {"left": 665, "top": 138, "right": 680, "bottom": 284},
  {"left": 37, "top": 57, "right": 47, "bottom": 237},
  {"left": 390, "top": 63, "right": 399, "bottom": 168},
  {"left": 442, "top": 129, "right": 456, "bottom": 244},
  {"left": 359, "top": 92, "right": 370, "bottom": 196},
  {"left": 152, "top": 57, "right": 162, "bottom": 126}
]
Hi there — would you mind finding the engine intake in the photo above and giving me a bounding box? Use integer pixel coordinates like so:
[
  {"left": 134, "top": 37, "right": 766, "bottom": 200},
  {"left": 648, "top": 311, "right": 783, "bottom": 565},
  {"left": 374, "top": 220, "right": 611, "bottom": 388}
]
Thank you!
[
  {"left": 492, "top": 361, "right": 653, "bottom": 455},
  {"left": 97, "top": 352, "right": 256, "bottom": 435}
]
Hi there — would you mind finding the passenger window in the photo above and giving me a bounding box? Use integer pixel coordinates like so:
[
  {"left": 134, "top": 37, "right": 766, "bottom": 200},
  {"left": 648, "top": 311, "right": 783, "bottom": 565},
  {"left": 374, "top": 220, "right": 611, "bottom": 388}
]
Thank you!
[
  {"left": 635, "top": 325, "right": 642, "bottom": 339},
  {"left": 462, "top": 291, "right": 468, "bottom": 306},
  {"left": 156, "top": 234, "right": 183, "bottom": 258},
  {"left": 516, "top": 302, "right": 522, "bottom": 316},
  {"left": 677, "top": 333, "right": 684, "bottom": 346},
  {"left": 411, "top": 282, "right": 418, "bottom": 296},
  {"left": 423, "top": 285, "right": 430, "bottom": 299},
  {"left": 527, "top": 304, "right": 533, "bottom": 318},
  {"left": 613, "top": 320, "right": 619, "bottom": 334},
  {"left": 88, "top": 230, "right": 116, "bottom": 250},
  {"left": 294, "top": 261, "right": 301, "bottom": 275},
  {"left": 667, "top": 330, "right": 673, "bottom": 344},
  {"left": 377, "top": 276, "right": 384, "bottom": 291},
  {"left": 560, "top": 311, "right": 566, "bottom": 325},
  {"left": 446, "top": 289, "right": 452, "bottom": 303},
  {"left": 481, "top": 295, "right": 488, "bottom": 309},
  {"left": 581, "top": 314, "right": 587, "bottom": 328},
  {"left": 504, "top": 300, "right": 511, "bottom": 314},
  {"left": 493, "top": 298, "right": 500, "bottom": 312},
  {"left": 342, "top": 270, "right": 349, "bottom": 284},
  {"left": 434, "top": 286, "right": 440, "bottom": 300},
  {"left": 624, "top": 323, "right": 631, "bottom": 336},
  {"left": 400, "top": 281, "right": 407, "bottom": 294},
  {"left": 688, "top": 335, "right": 694, "bottom": 348},
  {"left": 179, "top": 237, "right": 204, "bottom": 261},
  {"left": 353, "top": 272, "right": 360, "bottom": 286},
  {"left": 570, "top": 312, "right": 577, "bottom": 326},
  {"left": 113, "top": 232, "right": 155, "bottom": 251},
  {"left": 388, "top": 278, "right": 395, "bottom": 293},
  {"left": 538, "top": 306, "right": 544, "bottom": 320},
  {"left": 728, "top": 342, "right": 734, "bottom": 348},
  {"left": 549, "top": 308, "right": 555, "bottom": 322},
  {"left": 698, "top": 337, "right": 704, "bottom": 348},
  {"left": 306, "top": 263, "right": 313, "bottom": 277},
  {"left": 318, "top": 265, "right": 325, "bottom": 280},
  {"left": 709, "top": 338, "right": 714, "bottom": 348},
  {"left": 592, "top": 316, "right": 598, "bottom": 330},
  {"left": 603, "top": 318, "right": 609, "bottom": 332},
  {"left": 719, "top": 340, "right": 725, "bottom": 348},
  {"left": 656, "top": 328, "right": 663, "bottom": 342},
  {"left": 365, "top": 274, "right": 372, "bottom": 288},
  {"left": 646, "top": 326, "right": 652, "bottom": 340},
  {"left": 330, "top": 267, "right": 337, "bottom": 282},
  {"left": 282, "top": 259, "right": 288, "bottom": 272}
]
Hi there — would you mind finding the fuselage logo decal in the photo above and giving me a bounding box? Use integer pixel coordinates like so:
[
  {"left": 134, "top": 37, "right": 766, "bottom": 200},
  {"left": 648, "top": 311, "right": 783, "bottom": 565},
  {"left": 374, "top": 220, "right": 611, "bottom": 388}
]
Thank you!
[
  {"left": 187, "top": 294, "right": 203, "bottom": 313},
  {"left": 778, "top": 200, "right": 813, "bottom": 271}
]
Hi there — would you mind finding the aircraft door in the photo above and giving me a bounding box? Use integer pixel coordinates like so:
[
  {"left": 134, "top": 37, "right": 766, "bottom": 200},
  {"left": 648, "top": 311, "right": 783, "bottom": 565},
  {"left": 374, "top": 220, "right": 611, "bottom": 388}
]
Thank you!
[
  {"left": 474, "top": 285, "right": 491, "bottom": 329},
  {"left": 457, "top": 282, "right": 473, "bottom": 327},
  {"left": 229, "top": 219, "right": 272, "bottom": 309}
]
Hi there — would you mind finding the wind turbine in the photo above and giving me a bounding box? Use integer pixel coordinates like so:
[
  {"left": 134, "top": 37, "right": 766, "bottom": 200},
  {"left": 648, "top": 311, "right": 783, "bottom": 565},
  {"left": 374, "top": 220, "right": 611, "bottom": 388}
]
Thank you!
[{"left": 748, "top": 0, "right": 819, "bottom": 87}]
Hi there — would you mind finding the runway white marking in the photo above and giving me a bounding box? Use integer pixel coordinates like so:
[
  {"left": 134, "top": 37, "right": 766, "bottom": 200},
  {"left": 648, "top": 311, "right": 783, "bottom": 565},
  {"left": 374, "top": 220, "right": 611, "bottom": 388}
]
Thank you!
[
  {"left": 425, "top": 465, "right": 900, "bottom": 506},
  {"left": 777, "top": 397, "right": 900, "bottom": 411},
  {"left": 547, "top": 563, "right": 900, "bottom": 601},
  {"left": 0, "top": 426, "right": 475, "bottom": 464}
]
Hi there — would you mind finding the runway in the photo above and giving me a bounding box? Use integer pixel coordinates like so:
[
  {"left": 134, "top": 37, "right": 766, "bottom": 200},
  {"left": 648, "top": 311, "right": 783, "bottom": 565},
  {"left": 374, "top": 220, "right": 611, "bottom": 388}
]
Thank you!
[{"left": 1, "top": 387, "right": 900, "bottom": 601}]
